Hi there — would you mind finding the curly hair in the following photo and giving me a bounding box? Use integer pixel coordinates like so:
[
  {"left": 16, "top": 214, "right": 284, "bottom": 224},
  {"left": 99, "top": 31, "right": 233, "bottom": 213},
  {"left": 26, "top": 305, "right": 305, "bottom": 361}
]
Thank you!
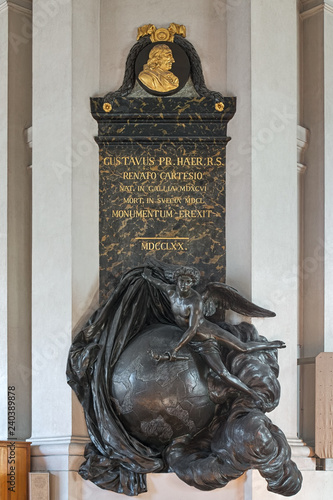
[
  {"left": 172, "top": 266, "right": 200, "bottom": 286},
  {"left": 146, "top": 44, "right": 173, "bottom": 70}
]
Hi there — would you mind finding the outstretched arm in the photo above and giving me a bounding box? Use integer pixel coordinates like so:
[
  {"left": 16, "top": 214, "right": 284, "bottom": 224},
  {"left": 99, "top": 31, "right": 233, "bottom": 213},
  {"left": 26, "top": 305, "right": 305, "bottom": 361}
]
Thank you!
[{"left": 142, "top": 267, "right": 173, "bottom": 295}]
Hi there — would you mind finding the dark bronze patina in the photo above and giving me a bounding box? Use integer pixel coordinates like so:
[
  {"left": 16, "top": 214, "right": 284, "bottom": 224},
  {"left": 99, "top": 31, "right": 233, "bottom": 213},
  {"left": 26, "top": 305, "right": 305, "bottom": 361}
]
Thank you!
[
  {"left": 67, "top": 259, "right": 302, "bottom": 497},
  {"left": 142, "top": 266, "right": 285, "bottom": 405}
]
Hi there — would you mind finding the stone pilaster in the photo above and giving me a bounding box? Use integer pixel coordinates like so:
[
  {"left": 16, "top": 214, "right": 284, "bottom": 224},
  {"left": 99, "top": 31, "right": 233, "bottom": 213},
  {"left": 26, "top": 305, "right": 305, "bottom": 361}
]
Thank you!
[
  {"left": 300, "top": 0, "right": 333, "bottom": 449},
  {"left": 0, "top": 0, "right": 32, "bottom": 441}
]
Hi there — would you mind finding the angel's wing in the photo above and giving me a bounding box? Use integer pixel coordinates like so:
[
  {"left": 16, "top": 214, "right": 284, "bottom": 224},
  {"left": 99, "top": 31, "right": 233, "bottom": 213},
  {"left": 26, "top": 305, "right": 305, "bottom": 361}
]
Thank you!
[{"left": 201, "top": 282, "right": 276, "bottom": 319}]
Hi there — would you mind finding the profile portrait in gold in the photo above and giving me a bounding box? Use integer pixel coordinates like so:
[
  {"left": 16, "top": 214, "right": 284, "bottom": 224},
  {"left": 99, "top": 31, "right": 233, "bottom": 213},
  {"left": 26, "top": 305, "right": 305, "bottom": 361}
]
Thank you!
[{"left": 138, "top": 44, "right": 179, "bottom": 93}]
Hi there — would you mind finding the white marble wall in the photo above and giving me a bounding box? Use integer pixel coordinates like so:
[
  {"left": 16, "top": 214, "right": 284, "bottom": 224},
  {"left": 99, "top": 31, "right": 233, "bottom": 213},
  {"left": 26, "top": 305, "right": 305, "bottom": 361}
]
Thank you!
[
  {"left": 22, "top": 0, "right": 333, "bottom": 498},
  {"left": 99, "top": 0, "right": 227, "bottom": 96},
  {"left": 227, "top": 0, "right": 299, "bottom": 439}
]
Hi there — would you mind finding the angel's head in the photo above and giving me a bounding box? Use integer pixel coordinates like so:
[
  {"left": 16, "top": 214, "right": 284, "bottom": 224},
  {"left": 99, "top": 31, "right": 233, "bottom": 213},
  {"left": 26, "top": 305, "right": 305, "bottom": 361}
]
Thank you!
[{"left": 172, "top": 266, "right": 200, "bottom": 292}]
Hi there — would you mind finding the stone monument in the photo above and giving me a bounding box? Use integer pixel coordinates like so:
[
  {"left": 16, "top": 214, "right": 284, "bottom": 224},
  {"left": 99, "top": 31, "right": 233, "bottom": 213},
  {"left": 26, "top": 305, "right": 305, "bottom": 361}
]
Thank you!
[{"left": 67, "top": 24, "right": 302, "bottom": 497}]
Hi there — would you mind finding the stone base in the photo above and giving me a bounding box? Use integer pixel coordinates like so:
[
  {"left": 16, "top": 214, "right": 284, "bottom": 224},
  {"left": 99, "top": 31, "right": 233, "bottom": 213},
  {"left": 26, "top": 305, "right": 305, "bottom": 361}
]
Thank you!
[
  {"left": 30, "top": 437, "right": 88, "bottom": 474},
  {"left": 30, "top": 436, "right": 245, "bottom": 499},
  {"left": 289, "top": 438, "right": 316, "bottom": 470},
  {"left": 29, "top": 437, "right": 326, "bottom": 500},
  {"left": 27, "top": 467, "right": 333, "bottom": 500},
  {"left": 246, "top": 469, "right": 333, "bottom": 500}
]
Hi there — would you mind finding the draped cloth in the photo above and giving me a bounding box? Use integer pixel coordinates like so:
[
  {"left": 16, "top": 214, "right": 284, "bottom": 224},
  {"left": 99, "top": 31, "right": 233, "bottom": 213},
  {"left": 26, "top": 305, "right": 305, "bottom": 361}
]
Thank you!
[
  {"left": 67, "top": 262, "right": 302, "bottom": 497},
  {"left": 67, "top": 266, "right": 174, "bottom": 495}
]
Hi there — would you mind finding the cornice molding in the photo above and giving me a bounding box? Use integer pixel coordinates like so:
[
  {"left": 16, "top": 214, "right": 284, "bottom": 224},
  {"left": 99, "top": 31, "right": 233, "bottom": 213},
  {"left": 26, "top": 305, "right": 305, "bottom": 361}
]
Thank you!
[
  {"left": 297, "top": 126, "right": 309, "bottom": 160},
  {"left": 300, "top": 0, "right": 333, "bottom": 18},
  {"left": 30, "top": 436, "right": 89, "bottom": 473},
  {"left": 288, "top": 438, "right": 316, "bottom": 470},
  {"left": 0, "top": 0, "right": 32, "bottom": 15},
  {"left": 297, "top": 163, "right": 307, "bottom": 175},
  {"left": 301, "top": 0, "right": 333, "bottom": 9},
  {"left": 30, "top": 435, "right": 90, "bottom": 447},
  {"left": 25, "top": 126, "right": 32, "bottom": 149},
  {"left": 301, "top": 0, "right": 319, "bottom": 7},
  {"left": 297, "top": 125, "right": 309, "bottom": 174}
]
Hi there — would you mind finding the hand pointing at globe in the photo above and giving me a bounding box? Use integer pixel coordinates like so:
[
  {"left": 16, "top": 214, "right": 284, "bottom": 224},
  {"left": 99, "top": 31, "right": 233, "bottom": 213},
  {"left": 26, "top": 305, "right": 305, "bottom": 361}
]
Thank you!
[{"left": 148, "top": 350, "right": 189, "bottom": 362}]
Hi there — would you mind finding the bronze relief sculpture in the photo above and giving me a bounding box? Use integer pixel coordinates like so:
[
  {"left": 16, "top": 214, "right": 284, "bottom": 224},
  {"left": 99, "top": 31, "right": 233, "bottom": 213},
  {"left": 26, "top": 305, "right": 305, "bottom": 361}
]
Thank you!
[
  {"left": 67, "top": 259, "right": 302, "bottom": 496},
  {"left": 134, "top": 23, "right": 190, "bottom": 96},
  {"left": 142, "top": 266, "right": 285, "bottom": 406},
  {"left": 138, "top": 45, "right": 179, "bottom": 92}
]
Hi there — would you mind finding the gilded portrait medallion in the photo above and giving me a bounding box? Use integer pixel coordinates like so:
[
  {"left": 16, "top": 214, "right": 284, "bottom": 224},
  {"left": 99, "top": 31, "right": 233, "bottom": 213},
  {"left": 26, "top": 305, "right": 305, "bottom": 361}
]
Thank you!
[
  {"left": 135, "top": 42, "right": 190, "bottom": 96},
  {"left": 138, "top": 44, "right": 179, "bottom": 93}
]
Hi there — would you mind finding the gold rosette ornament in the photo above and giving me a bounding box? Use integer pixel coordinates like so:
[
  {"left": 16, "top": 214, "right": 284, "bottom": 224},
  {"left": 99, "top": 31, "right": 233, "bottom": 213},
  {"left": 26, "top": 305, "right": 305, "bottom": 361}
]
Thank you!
[
  {"left": 215, "top": 102, "right": 225, "bottom": 112},
  {"left": 103, "top": 102, "right": 112, "bottom": 113}
]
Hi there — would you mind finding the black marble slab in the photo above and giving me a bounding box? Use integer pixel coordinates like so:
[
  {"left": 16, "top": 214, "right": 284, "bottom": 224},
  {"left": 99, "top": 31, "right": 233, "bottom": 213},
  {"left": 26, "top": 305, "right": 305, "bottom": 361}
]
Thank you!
[
  {"left": 91, "top": 95, "right": 236, "bottom": 143},
  {"left": 92, "top": 81, "right": 236, "bottom": 302}
]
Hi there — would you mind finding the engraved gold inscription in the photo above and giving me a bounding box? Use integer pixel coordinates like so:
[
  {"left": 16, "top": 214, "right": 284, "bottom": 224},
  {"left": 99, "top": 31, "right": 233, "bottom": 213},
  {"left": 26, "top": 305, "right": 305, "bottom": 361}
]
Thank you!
[
  {"left": 178, "top": 209, "right": 213, "bottom": 218},
  {"left": 106, "top": 154, "right": 223, "bottom": 226},
  {"left": 156, "top": 197, "right": 182, "bottom": 204},
  {"left": 104, "top": 156, "right": 155, "bottom": 166},
  {"left": 103, "top": 156, "right": 221, "bottom": 167},
  {"left": 122, "top": 197, "right": 202, "bottom": 205},
  {"left": 124, "top": 197, "right": 145, "bottom": 204},
  {"left": 146, "top": 185, "right": 207, "bottom": 192},
  {"left": 111, "top": 209, "right": 213, "bottom": 219},
  {"left": 177, "top": 157, "right": 204, "bottom": 166},
  {"left": 112, "top": 210, "right": 173, "bottom": 218},
  {"left": 123, "top": 172, "right": 157, "bottom": 180},
  {"left": 141, "top": 241, "right": 187, "bottom": 251},
  {"left": 123, "top": 171, "right": 203, "bottom": 181}
]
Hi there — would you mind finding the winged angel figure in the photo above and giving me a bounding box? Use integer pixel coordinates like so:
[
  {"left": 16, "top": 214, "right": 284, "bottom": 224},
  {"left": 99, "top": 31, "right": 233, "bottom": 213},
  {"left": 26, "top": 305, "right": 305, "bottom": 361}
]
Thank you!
[
  {"left": 142, "top": 264, "right": 285, "bottom": 406},
  {"left": 67, "top": 258, "right": 302, "bottom": 497}
]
